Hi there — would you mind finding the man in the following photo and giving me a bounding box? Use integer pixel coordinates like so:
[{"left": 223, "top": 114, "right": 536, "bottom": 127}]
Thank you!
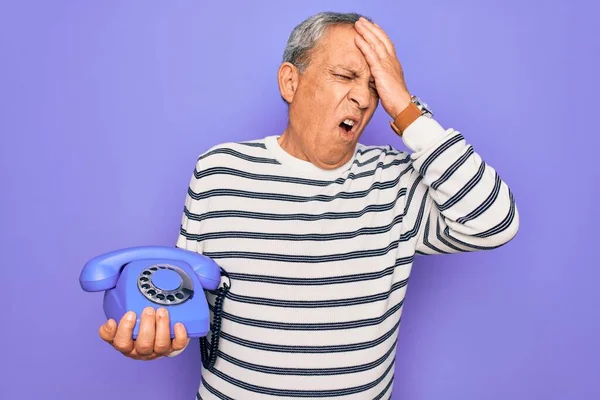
[{"left": 99, "top": 12, "right": 519, "bottom": 399}]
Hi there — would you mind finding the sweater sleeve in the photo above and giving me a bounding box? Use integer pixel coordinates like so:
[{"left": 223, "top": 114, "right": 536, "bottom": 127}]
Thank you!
[{"left": 401, "top": 116, "right": 519, "bottom": 255}]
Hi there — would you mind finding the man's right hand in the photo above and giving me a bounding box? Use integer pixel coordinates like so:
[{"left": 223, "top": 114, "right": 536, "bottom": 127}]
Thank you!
[{"left": 99, "top": 307, "right": 189, "bottom": 360}]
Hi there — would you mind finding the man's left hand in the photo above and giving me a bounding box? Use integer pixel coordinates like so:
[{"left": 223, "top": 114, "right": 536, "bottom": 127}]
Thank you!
[{"left": 354, "top": 17, "right": 411, "bottom": 119}]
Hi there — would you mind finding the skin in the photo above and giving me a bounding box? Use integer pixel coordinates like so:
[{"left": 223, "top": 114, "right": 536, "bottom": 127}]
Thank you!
[
  {"left": 99, "top": 307, "right": 188, "bottom": 360},
  {"left": 277, "top": 17, "right": 412, "bottom": 169},
  {"left": 98, "top": 17, "right": 412, "bottom": 360}
]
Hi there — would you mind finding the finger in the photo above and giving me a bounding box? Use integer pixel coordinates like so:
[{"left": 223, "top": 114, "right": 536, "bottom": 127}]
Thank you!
[
  {"left": 361, "top": 19, "right": 395, "bottom": 55},
  {"left": 171, "top": 322, "right": 189, "bottom": 352},
  {"left": 371, "top": 22, "right": 396, "bottom": 55},
  {"left": 354, "top": 35, "right": 381, "bottom": 69},
  {"left": 122, "top": 348, "right": 157, "bottom": 361},
  {"left": 153, "top": 308, "right": 172, "bottom": 356},
  {"left": 355, "top": 19, "right": 388, "bottom": 59},
  {"left": 135, "top": 307, "right": 156, "bottom": 356},
  {"left": 112, "top": 311, "right": 136, "bottom": 354},
  {"left": 99, "top": 319, "right": 117, "bottom": 344}
]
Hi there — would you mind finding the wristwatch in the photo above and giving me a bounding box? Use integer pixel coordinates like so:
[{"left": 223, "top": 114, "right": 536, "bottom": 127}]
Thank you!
[{"left": 390, "top": 95, "right": 433, "bottom": 136}]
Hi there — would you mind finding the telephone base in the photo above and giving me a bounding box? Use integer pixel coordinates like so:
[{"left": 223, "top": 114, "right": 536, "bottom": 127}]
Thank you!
[{"left": 101, "top": 258, "right": 213, "bottom": 338}]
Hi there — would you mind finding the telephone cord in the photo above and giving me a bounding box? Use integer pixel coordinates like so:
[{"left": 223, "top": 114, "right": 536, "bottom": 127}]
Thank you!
[{"left": 200, "top": 269, "right": 230, "bottom": 370}]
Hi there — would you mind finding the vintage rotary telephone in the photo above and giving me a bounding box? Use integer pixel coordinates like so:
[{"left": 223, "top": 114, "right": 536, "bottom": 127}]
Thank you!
[{"left": 79, "top": 245, "right": 229, "bottom": 368}]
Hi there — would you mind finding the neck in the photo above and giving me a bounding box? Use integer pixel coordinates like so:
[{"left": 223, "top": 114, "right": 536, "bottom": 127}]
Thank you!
[{"left": 278, "top": 126, "right": 314, "bottom": 162}]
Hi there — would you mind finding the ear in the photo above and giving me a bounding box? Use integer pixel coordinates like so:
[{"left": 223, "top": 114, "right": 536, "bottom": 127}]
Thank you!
[{"left": 277, "top": 62, "right": 299, "bottom": 103}]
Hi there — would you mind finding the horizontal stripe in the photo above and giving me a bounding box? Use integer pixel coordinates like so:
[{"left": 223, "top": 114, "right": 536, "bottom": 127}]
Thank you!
[
  {"left": 443, "top": 226, "right": 507, "bottom": 251},
  {"left": 237, "top": 142, "right": 266, "bottom": 149},
  {"left": 228, "top": 256, "right": 412, "bottom": 285},
  {"left": 206, "top": 358, "right": 395, "bottom": 397},
  {"left": 214, "top": 336, "right": 397, "bottom": 376},
  {"left": 224, "top": 279, "right": 408, "bottom": 308},
  {"left": 198, "top": 147, "right": 281, "bottom": 165},
  {"left": 188, "top": 173, "right": 405, "bottom": 203},
  {"left": 182, "top": 187, "right": 407, "bottom": 222},
  {"left": 201, "top": 380, "right": 232, "bottom": 400},
  {"left": 215, "top": 318, "right": 401, "bottom": 354},
  {"left": 203, "top": 239, "right": 405, "bottom": 263},
  {"left": 200, "top": 142, "right": 404, "bottom": 168},
  {"left": 180, "top": 213, "right": 405, "bottom": 242},
  {"left": 194, "top": 157, "right": 410, "bottom": 187},
  {"left": 210, "top": 299, "right": 403, "bottom": 331}
]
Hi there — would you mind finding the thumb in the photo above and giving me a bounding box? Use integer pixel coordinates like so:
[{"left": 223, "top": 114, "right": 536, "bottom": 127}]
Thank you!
[{"left": 99, "top": 319, "right": 117, "bottom": 343}]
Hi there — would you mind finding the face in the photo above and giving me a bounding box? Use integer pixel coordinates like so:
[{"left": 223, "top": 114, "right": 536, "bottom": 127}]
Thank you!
[{"left": 278, "top": 24, "right": 379, "bottom": 170}]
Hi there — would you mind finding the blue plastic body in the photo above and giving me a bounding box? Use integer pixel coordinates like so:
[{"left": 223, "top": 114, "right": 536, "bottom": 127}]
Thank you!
[{"left": 79, "top": 246, "right": 221, "bottom": 339}]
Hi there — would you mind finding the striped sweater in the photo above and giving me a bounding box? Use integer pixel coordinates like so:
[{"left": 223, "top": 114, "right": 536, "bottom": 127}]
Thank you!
[{"left": 174, "top": 116, "right": 519, "bottom": 399}]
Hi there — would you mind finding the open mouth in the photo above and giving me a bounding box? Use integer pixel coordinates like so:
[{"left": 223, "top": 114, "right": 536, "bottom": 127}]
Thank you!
[{"left": 339, "top": 118, "right": 357, "bottom": 133}]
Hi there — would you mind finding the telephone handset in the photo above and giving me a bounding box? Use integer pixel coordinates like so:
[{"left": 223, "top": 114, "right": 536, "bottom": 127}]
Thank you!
[{"left": 79, "top": 245, "right": 223, "bottom": 339}]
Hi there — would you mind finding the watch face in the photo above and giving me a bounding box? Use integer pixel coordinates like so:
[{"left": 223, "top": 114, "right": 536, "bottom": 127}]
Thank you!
[{"left": 412, "top": 96, "right": 433, "bottom": 115}]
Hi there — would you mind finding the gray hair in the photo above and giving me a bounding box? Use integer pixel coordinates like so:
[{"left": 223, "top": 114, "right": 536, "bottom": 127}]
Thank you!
[{"left": 282, "top": 11, "right": 372, "bottom": 73}]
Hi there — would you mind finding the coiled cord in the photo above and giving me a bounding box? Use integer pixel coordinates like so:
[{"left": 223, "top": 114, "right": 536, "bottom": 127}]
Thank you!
[{"left": 200, "top": 268, "right": 230, "bottom": 370}]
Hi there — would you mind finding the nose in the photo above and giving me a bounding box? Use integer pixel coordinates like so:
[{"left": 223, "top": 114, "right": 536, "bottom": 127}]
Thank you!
[{"left": 348, "top": 82, "right": 371, "bottom": 110}]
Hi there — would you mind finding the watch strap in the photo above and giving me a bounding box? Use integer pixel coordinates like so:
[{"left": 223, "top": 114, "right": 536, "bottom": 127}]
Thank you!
[{"left": 390, "top": 102, "right": 422, "bottom": 136}]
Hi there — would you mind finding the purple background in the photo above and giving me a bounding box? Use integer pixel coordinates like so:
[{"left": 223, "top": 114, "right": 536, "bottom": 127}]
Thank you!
[{"left": 1, "top": 1, "right": 597, "bottom": 399}]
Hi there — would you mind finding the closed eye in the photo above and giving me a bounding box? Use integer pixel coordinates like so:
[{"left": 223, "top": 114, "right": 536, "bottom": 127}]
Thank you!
[{"left": 334, "top": 74, "right": 352, "bottom": 80}]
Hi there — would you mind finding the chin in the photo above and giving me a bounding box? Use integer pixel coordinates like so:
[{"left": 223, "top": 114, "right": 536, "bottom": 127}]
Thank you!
[{"left": 319, "top": 144, "right": 355, "bottom": 165}]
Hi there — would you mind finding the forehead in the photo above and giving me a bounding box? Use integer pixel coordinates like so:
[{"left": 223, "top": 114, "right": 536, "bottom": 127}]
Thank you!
[{"left": 311, "top": 25, "right": 368, "bottom": 70}]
